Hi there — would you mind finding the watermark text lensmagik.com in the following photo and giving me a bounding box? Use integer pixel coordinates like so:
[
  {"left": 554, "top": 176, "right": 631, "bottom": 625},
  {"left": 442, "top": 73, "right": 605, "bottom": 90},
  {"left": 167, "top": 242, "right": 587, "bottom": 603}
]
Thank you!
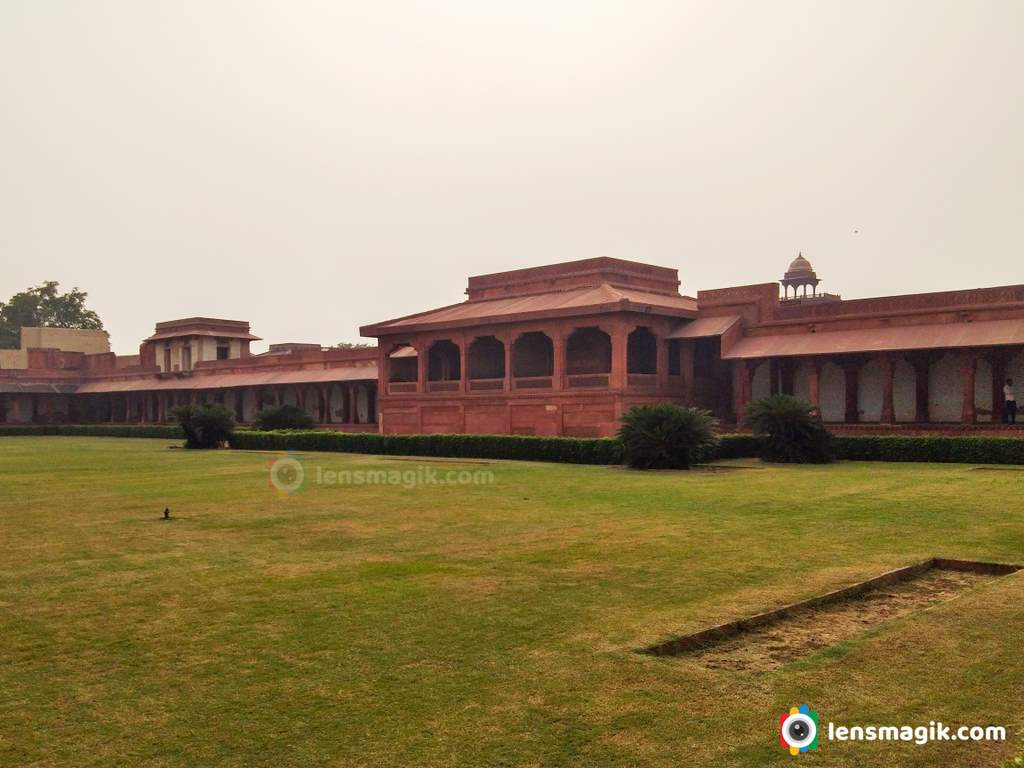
[
  {"left": 268, "top": 452, "right": 495, "bottom": 494},
  {"left": 827, "top": 721, "right": 1007, "bottom": 746},
  {"left": 780, "top": 704, "right": 1007, "bottom": 756},
  {"left": 313, "top": 465, "right": 495, "bottom": 489}
]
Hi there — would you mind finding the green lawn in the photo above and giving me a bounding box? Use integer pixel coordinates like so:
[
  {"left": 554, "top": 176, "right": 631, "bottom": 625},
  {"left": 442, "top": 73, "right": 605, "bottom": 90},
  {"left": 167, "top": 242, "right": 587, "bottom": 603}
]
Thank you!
[{"left": 1, "top": 437, "right": 1023, "bottom": 767}]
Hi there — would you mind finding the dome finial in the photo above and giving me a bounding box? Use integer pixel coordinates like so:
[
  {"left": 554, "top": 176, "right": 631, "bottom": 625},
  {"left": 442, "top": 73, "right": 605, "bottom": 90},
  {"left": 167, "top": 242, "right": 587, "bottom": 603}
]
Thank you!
[{"left": 780, "top": 252, "right": 820, "bottom": 300}]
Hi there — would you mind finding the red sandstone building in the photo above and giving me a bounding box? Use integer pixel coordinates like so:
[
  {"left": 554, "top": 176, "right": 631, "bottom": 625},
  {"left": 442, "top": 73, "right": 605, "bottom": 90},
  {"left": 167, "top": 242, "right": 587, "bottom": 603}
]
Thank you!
[{"left": 2, "top": 255, "right": 1023, "bottom": 436}]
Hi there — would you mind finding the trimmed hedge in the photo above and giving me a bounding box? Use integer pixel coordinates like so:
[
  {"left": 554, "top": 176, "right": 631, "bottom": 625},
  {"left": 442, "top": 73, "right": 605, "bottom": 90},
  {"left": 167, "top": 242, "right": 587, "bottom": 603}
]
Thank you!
[
  {"left": 229, "top": 429, "right": 1024, "bottom": 467},
  {"left": 229, "top": 429, "right": 625, "bottom": 465},
  {"left": 0, "top": 424, "right": 184, "bottom": 439},
  {"left": 4, "top": 425, "right": 1022, "bottom": 466},
  {"left": 710, "top": 434, "right": 762, "bottom": 460},
  {"left": 833, "top": 435, "right": 1024, "bottom": 465}
]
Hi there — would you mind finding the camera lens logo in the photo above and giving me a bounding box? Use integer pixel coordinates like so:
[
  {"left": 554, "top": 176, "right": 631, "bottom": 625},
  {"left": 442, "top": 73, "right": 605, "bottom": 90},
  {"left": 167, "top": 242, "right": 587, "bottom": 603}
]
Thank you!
[
  {"left": 269, "top": 452, "right": 305, "bottom": 496},
  {"left": 780, "top": 705, "right": 819, "bottom": 755}
]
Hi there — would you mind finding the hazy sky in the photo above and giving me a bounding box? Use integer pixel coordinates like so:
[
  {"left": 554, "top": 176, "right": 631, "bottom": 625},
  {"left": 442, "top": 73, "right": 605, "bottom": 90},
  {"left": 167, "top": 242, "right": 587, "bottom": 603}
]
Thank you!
[{"left": 2, "top": 1, "right": 1021, "bottom": 353}]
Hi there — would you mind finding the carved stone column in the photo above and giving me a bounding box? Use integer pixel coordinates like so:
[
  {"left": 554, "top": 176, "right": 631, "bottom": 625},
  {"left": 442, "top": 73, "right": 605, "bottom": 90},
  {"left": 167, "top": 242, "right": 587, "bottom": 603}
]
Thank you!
[
  {"left": 656, "top": 332, "right": 669, "bottom": 393},
  {"left": 910, "top": 355, "right": 931, "bottom": 423},
  {"left": 733, "top": 359, "right": 755, "bottom": 421},
  {"left": 503, "top": 334, "right": 513, "bottom": 393},
  {"left": 551, "top": 327, "right": 565, "bottom": 390},
  {"left": 989, "top": 350, "right": 1010, "bottom": 424},
  {"left": 680, "top": 342, "right": 696, "bottom": 406},
  {"left": 320, "top": 385, "right": 331, "bottom": 424},
  {"left": 610, "top": 323, "right": 627, "bottom": 390},
  {"left": 961, "top": 350, "right": 978, "bottom": 424},
  {"left": 842, "top": 361, "right": 860, "bottom": 423},
  {"left": 415, "top": 342, "right": 428, "bottom": 394},
  {"left": 880, "top": 353, "right": 896, "bottom": 424},
  {"left": 459, "top": 336, "right": 469, "bottom": 393},
  {"left": 807, "top": 359, "right": 822, "bottom": 415}
]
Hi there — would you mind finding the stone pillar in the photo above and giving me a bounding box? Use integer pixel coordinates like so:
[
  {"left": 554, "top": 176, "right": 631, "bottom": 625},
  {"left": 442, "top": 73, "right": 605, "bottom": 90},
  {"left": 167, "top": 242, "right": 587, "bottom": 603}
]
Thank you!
[
  {"left": 807, "top": 359, "right": 821, "bottom": 414},
  {"left": 320, "top": 385, "right": 331, "bottom": 424},
  {"left": 109, "top": 395, "right": 116, "bottom": 423},
  {"left": 235, "top": 388, "right": 246, "bottom": 422},
  {"left": 961, "top": 350, "right": 977, "bottom": 424},
  {"left": 656, "top": 333, "right": 669, "bottom": 393},
  {"left": 680, "top": 342, "right": 696, "bottom": 406},
  {"left": 843, "top": 361, "right": 860, "bottom": 423},
  {"left": 378, "top": 345, "right": 390, "bottom": 396},
  {"left": 880, "top": 353, "right": 896, "bottom": 424},
  {"left": 551, "top": 327, "right": 565, "bottom": 390},
  {"left": 990, "top": 352, "right": 1008, "bottom": 424},
  {"left": 503, "top": 335, "right": 513, "bottom": 392},
  {"left": 348, "top": 385, "right": 358, "bottom": 424},
  {"left": 769, "top": 359, "right": 781, "bottom": 396},
  {"left": 610, "top": 323, "right": 627, "bottom": 390},
  {"left": 459, "top": 338, "right": 469, "bottom": 393},
  {"left": 911, "top": 356, "right": 931, "bottom": 423},
  {"left": 733, "top": 360, "right": 754, "bottom": 421},
  {"left": 416, "top": 343, "right": 428, "bottom": 394}
]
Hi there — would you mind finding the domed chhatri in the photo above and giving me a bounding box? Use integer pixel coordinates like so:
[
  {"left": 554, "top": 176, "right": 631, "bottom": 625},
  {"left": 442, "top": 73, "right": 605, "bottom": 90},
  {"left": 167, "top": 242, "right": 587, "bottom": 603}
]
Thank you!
[
  {"left": 785, "top": 253, "right": 816, "bottom": 279},
  {"left": 780, "top": 252, "right": 821, "bottom": 299}
]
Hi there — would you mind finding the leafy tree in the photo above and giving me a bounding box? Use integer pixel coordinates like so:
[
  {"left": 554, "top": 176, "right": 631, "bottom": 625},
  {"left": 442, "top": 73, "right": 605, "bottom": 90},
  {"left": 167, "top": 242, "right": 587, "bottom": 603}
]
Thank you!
[
  {"left": 618, "top": 403, "right": 719, "bottom": 469},
  {"left": 0, "top": 281, "right": 104, "bottom": 348},
  {"left": 172, "top": 403, "right": 236, "bottom": 449},
  {"left": 254, "top": 404, "right": 316, "bottom": 431},
  {"left": 745, "top": 394, "right": 834, "bottom": 463},
  {"left": 334, "top": 342, "right": 372, "bottom": 349}
]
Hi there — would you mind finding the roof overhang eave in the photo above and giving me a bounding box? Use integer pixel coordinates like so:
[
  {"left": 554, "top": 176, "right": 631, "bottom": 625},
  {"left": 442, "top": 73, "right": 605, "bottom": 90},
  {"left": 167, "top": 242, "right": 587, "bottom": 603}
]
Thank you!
[{"left": 362, "top": 301, "right": 697, "bottom": 337}]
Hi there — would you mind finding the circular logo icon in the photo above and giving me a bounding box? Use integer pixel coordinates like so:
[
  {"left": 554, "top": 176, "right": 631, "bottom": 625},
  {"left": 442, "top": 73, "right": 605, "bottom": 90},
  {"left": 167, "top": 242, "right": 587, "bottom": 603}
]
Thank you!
[
  {"left": 780, "top": 707, "right": 819, "bottom": 754},
  {"left": 269, "top": 455, "right": 304, "bottom": 495}
]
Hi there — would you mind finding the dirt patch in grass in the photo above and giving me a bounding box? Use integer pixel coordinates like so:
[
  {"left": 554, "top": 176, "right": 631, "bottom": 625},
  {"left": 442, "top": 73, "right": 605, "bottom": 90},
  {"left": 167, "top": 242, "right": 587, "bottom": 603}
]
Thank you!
[
  {"left": 690, "top": 569, "right": 991, "bottom": 672},
  {"left": 643, "top": 559, "right": 1020, "bottom": 673}
]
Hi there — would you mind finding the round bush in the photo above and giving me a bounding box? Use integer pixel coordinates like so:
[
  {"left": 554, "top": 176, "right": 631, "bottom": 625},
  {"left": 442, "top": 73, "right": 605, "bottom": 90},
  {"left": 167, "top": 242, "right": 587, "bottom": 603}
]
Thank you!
[
  {"left": 745, "top": 394, "right": 834, "bottom": 463},
  {"left": 254, "top": 404, "right": 316, "bottom": 431},
  {"left": 172, "top": 403, "right": 235, "bottom": 449},
  {"left": 617, "top": 404, "right": 719, "bottom": 469}
]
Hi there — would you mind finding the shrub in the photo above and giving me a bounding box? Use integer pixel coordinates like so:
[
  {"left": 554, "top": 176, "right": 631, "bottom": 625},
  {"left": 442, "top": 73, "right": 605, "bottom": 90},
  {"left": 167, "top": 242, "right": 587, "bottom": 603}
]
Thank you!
[
  {"left": 616, "top": 404, "right": 719, "bottom": 469},
  {"left": 230, "top": 430, "right": 624, "bottom": 465},
  {"left": 745, "top": 394, "right": 834, "bottom": 463},
  {"left": 172, "top": 404, "right": 235, "bottom": 449},
  {"left": 224, "top": 428, "right": 1024, "bottom": 467},
  {"left": 6, "top": 422, "right": 1023, "bottom": 468},
  {"left": 832, "top": 434, "right": 1024, "bottom": 464},
  {"left": 254, "top": 404, "right": 315, "bottom": 431}
]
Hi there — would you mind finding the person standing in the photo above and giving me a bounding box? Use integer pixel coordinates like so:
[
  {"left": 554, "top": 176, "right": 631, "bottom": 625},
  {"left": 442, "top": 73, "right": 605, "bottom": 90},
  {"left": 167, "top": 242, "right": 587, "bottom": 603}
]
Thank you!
[{"left": 1004, "top": 378, "right": 1017, "bottom": 424}]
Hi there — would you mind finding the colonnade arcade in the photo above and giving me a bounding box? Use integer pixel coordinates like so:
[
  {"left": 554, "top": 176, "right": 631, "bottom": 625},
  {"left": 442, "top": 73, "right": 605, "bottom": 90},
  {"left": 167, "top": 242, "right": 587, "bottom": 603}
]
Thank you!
[
  {"left": 70, "top": 381, "right": 377, "bottom": 426},
  {"left": 384, "top": 323, "right": 671, "bottom": 395},
  {"left": 735, "top": 346, "right": 1024, "bottom": 424}
]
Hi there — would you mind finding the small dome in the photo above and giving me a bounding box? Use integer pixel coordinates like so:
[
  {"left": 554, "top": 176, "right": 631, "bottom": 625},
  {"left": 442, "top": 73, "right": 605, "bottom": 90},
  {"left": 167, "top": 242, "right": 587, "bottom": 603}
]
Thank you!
[{"left": 783, "top": 252, "right": 818, "bottom": 281}]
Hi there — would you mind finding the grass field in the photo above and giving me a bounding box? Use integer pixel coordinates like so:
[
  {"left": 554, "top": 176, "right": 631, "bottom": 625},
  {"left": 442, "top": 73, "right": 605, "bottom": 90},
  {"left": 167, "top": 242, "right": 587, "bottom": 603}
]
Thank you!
[{"left": 2, "top": 437, "right": 1023, "bottom": 767}]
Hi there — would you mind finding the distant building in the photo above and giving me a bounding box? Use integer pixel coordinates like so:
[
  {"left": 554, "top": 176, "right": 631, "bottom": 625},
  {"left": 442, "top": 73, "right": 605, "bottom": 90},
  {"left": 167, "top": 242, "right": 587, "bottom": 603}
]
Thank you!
[{"left": 3, "top": 255, "right": 1023, "bottom": 434}]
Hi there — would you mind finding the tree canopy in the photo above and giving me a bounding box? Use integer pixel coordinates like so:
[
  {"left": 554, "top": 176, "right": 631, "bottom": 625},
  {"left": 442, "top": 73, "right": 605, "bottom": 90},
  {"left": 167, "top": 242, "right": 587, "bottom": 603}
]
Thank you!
[
  {"left": 0, "top": 281, "right": 104, "bottom": 349},
  {"left": 333, "top": 341, "right": 372, "bottom": 349}
]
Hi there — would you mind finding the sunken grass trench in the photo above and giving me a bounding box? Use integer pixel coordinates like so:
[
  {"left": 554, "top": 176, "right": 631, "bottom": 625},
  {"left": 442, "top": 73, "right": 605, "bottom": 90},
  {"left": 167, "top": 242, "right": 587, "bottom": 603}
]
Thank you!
[{"left": 1, "top": 437, "right": 1023, "bottom": 768}]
